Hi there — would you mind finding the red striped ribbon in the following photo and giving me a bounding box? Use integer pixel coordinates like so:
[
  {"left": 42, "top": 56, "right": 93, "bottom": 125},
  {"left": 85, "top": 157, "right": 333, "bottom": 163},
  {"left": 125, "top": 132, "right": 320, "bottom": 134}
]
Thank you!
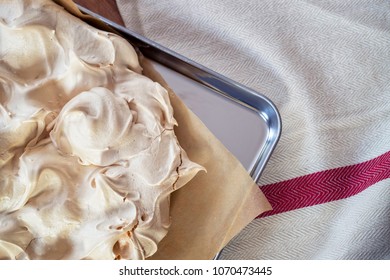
[{"left": 258, "top": 150, "right": 390, "bottom": 218}]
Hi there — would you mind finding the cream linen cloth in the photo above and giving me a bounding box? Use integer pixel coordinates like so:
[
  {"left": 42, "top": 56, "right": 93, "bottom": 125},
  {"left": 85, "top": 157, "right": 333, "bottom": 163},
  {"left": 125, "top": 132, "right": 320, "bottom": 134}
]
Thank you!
[{"left": 116, "top": 0, "right": 390, "bottom": 259}]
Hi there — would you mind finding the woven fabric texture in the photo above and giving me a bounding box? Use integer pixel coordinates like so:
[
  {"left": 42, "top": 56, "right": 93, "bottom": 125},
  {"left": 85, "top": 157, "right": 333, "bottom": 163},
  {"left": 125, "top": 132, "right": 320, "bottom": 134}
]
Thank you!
[{"left": 116, "top": 0, "right": 390, "bottom": 259}]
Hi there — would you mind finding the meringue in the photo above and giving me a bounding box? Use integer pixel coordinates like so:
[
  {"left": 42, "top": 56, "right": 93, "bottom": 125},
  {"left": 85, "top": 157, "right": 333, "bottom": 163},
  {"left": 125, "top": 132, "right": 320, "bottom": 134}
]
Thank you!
[{"left": 0, "top": 0, "right": 203, "bottom": 260}]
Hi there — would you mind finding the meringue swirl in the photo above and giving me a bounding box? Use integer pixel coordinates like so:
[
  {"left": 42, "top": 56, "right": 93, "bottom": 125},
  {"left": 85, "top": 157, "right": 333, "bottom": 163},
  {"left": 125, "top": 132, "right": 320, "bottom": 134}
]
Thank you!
[{"left": 0, "top": 0, "right": 203, "bottom": 260}]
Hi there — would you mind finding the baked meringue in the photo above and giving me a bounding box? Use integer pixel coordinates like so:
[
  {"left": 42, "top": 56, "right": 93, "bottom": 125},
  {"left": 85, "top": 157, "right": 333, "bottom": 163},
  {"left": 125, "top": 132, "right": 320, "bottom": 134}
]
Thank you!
[{"left": 0, "top": 0, "right": 204, "bottom": 260}]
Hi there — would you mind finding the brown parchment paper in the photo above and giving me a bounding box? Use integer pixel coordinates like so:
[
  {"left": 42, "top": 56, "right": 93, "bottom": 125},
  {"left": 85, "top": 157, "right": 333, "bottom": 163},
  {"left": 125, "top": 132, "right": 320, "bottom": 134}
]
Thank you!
[{"left": 53, "top": 0, "right": 272, "bottom": 260}]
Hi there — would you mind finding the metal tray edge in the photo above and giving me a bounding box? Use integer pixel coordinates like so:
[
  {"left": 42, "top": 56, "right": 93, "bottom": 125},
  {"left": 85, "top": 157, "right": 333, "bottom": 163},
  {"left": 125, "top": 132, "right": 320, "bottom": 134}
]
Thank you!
[{"left": 77, "top": 5, "right": 282, "bottom": 184}]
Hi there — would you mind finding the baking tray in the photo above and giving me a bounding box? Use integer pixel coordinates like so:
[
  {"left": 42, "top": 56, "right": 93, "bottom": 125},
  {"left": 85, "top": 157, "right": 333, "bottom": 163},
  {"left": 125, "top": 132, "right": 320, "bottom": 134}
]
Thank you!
[
  {"left": 78, "top": 6, "right": 282, "bottom": 259},
  {"left": 78, "top": 6, "right": 281, "bottom": 184}
]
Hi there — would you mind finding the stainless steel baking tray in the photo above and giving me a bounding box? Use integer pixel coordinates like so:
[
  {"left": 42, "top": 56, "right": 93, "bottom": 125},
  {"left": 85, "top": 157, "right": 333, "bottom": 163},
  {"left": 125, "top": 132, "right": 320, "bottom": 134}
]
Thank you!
[
  {"left": 78, "top": 6, "right": 282, "bottom": 259},
  {"left": 78, "top": 6, "right": 281, "bottom": 185}
]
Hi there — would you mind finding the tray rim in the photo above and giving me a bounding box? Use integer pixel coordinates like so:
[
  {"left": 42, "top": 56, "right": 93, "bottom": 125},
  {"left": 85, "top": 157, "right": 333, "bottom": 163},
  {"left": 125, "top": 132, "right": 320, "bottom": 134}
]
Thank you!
[
  {"left": 77, "top": 5, "right": 282, "bottom": 184},
  {"left": 76, "top": 5, "right": 282, "bottom": 261}
]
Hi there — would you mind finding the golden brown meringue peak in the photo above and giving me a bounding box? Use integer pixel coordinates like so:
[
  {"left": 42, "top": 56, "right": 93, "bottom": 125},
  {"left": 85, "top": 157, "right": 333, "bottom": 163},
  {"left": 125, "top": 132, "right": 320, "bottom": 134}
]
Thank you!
[
  {"left": 50, "top": 87, "right": 150, "bottom": 166},
  {"left": 0, "top": 0, "right": 204, "bottom": 260}
]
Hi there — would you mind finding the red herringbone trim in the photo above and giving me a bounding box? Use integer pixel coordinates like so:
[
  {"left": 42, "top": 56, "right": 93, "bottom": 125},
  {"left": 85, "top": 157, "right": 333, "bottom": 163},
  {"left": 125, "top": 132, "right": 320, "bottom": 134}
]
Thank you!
[{"left": 258, "top": 151, "right": 390, "bottom": 218}]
